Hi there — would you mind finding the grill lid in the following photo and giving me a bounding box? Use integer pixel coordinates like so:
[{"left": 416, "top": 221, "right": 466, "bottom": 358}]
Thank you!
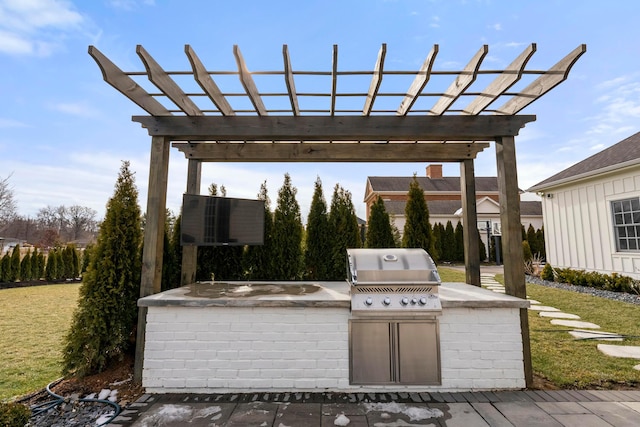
[{"left": 346, "top": 248, "right": 441, "bottom": 286}]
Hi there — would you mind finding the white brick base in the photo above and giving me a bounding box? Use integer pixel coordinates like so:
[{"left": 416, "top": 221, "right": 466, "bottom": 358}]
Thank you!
[{"left": 142, "top": 306, "right": 525, "bottom": 392}]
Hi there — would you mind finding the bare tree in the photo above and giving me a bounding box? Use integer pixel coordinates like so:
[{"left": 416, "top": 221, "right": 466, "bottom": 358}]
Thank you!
[
  {"left": 0, "top": 173, "right": 18, "bottom": 229},
  {"left": 67, "top": 205, "right": 98, "bottom": 241}
]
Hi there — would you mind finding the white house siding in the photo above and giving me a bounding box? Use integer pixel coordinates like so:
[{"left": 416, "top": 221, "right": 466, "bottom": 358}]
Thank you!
[{"left": 541, "top": 167, "right": 640, "bottom": 279}]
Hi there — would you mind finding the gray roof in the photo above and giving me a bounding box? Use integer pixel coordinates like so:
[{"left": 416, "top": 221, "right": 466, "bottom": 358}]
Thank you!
[
  {"left": 368, "top": 176, "right": 500, "bottom": 193},
  {"left": 383, "top": 200, "right": 541, "bottom": 216},
  {"left": 528, "top": 131, "right": 640, "bottom": 191}
]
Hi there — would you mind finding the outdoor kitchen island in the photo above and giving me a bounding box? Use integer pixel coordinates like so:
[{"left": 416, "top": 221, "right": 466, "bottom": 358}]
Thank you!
[{"left": 138, "top": 279, "right": 530, "bottom": 393}]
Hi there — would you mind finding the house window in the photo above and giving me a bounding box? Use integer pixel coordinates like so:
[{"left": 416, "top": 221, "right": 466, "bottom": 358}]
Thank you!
[{"left": 611, "top": 197, "right": 640, "bottom": 251}]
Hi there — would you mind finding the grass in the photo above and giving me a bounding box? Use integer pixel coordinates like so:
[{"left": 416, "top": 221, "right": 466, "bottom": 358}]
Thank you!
[
  {"left": 495, "top": 274, "right": 640, "bottom": 389},
  {"left": 438, "top": 266, "right": 466, "bottom": 282},
  {"left": 0, "top": 283, "right": 80, "bottom": 401}
]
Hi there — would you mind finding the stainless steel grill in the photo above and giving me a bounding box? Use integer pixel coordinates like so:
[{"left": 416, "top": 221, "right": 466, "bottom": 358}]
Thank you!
[
  {"left": 347, "top": 248, "right": 442, "bottom": 316},
  {"left": 347, "top": 248, "right": 442, "bottom": 385}
]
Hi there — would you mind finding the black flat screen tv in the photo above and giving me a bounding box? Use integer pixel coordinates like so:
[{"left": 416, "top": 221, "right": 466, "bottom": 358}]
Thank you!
[{"left": 181, "top": 194, "right": 264, "bottom": 246}]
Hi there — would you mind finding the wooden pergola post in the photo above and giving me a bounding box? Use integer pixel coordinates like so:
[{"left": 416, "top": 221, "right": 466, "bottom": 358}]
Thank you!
[
  {"left": 495, "top": 135, "right": 533, "bottom": 387},
  {"left": 180, "top": 159, "right": 202, "bottom": 285},
  {"left": 134, "top": 135, "right": 170, "bottom": 383},
  {"left": 460, "top": 159, "right": 480, "bottom": 286}
]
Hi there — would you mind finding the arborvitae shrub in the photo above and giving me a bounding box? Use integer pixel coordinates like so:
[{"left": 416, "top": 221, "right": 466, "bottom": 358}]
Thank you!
[
  {"left": 522, "top": 241, "right": 533, "bottom": 263},
  {"left": 62, "top": 161, "right": 142, "bottom": 377},
  {"left": 0, "top": 402, "right": 31, "bottom": 427},
  {"left": 541, "top": 263, "right": 554, "bottom": 281}
]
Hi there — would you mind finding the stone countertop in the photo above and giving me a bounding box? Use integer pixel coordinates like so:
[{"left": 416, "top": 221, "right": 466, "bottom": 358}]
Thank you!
[{"left": 139, "top": 281, "right": 529, "bottom": 309}]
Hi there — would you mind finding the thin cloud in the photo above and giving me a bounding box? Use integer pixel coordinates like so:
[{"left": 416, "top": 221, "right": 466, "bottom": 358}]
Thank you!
[
  {"left": 0, "top": 0, "right": 86, "bottom": 56},
  {"left": 50, "top": 101, "right": 101, "bottom": 118},
  {"left": 0, "top": 117, "right": 28, "bottom": 128}
]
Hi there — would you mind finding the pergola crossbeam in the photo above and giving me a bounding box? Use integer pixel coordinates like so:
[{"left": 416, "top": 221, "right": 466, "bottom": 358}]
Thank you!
[
  {"left": 132, "top": 115, "right": 535, "bottom": 140},
  {"left": 363, "top": 44, "right": 386, "bottom": 116},
  {"left": 397, "top": 45, "right": 438, "bottom": 116},
  {"left": 283, "top": 45, "right": 300, "bottom": 116},
  {"left": 331, "top": 45, "right": 338, "bottom": 116},
  {"left": 136, "top": 45, "right": 202, "bottom": 116},
  {"left": 88, "top": 46, "right": 171, "bottom": 116},
  {"left": 496, "top": 44, "right": 587, "bottom": 115},
  {"left": 463, "top": 44, "right": 536, "bottom": 115},
  {"left": 185, "top": 45, "right": 235, "bottom": 116},
  {"left": 233, "top": 45, "right": 268, "bottom": 115},
  {"left": 172, "top": 141, "right": 490, "bottom": 162},
  {"left": 429, "top": 45, "right": 488, "bottom": 115}
]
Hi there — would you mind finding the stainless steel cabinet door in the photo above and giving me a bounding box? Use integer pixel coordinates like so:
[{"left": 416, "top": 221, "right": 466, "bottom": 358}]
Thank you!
[
  {"left": 350, "top": 321, "right": 392, "bottom": 384},
  {"left": 397, "top": 321, "right": 440, "bottom": 384}
]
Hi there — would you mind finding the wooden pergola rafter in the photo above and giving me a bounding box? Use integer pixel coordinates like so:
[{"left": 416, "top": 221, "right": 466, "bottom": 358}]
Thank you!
[{"left": 88, "top": 43, "right": 586, "bottom": 387}]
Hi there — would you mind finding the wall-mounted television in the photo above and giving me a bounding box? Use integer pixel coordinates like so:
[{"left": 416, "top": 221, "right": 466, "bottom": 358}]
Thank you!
[{"left": 181, "top": 194, "right": 264, "bottom": 246}]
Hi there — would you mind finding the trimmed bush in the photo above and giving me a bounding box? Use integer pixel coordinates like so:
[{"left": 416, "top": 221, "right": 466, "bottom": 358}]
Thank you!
[
  {"left": 0, "top": 402, "right": 30, "bottom": 427},
  {"left": 540, "top": 263, "right": 554, "bottom": 281}
]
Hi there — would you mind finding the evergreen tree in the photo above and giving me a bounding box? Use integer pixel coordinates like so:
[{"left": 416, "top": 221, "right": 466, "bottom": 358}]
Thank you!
[
  {"left": 61, "top": 246, "right": 74, "bottom": 280},
  {"left": 0, "top": 253, "right": 10, "bottom": 282},
  {"left": 20, "top": 250, "right": 31, "bottom": 282},
  {"left": 271, "top": 174, "right": 303, "bottom": 280},
  {"left": 81, "top": 244, "right": 94, "bottom": 275},
  {"left": 536, "top": 227, "right": 546, "bottom": 260},
  {"left": 454, "top": 221, "right": 465, "bottom": 262},
  {"left": 526, "top": 224, "right": 539, "bottom": 256},
  {"left": 244, "top": 181, "right": 276, "bottom": 280},
  {"left": 161, "top": 211, "right": 179, "bottom": 291},
  {"left": 365, "top": 196, "right": 396, "bottom": 249},
  {"left": 63, "top": 161, "right": 143, "bottom": 377},
  {"left": 328, "top": 184, "right": 361, "bottom": 279},
  {"left": 402, "top": 176, "right": 433, "bottom": 254},
  {"left": 9, "top": 245, "right": 20, "bottom": 282},
  {"left": 441, "top": 221, "right": 456, "bottom": 262},
  {"left": 71, "top": 245, "right": 80, "bottom": 278},
  {"left": 166, "top": 214, "right": 182, "bottom": 287},
  {"left": 45, "top": 250, "right": 58, "bottom": 281},
  {"left": 304, "top": 177, "right": 332, "bottom": 280},
  {"left": 32, "top": 248, "right": 44, "bottom": 280},
  {"left": 431, "top": 223, "right": 442, "bottom": 262},
  {"left": 478, "top": 229, "right": 487, "bottom": 262}
]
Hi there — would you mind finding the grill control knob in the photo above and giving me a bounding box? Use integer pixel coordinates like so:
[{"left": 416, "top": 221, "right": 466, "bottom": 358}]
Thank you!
[
  {"left": 418, "top": 297, "right": 427, "bottom": 306},
  {"left": 383, "top": 297, "right": 391, "bottom": 306},
  {"left": 365, "top": 297, "right": 373, "bottom": 306},
  {"left": 400, "top": 297, "right": 409, "bottom": 306},
  {"left": 411, "top": 298, "right": 418, "bottom": 305}
]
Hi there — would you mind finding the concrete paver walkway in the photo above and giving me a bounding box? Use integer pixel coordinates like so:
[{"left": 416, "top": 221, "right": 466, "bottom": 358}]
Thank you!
[{"left": 110, "top": 390, "right": 640, "bottom": 426}]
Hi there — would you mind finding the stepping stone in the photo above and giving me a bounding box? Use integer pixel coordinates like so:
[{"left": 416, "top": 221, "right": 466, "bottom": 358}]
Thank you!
[
  {"left": 486, "top": 286, "right": 505, "bottom": 290},
  {"left": 569, "top": 330, "right": 623, "bottom": 341},
  {"left": 550, "top": 319, "right": 600, "bottom": 329},
  {"left": 634, "top": 365, "right": 640, "bottom": 371},
  {"left": 528, "top": 299, "right": 541, "bottom": 305},
  {"left": 529, "top": 305, "right": 560, "bottom": 312},
  {"left": 539, "top": 312, "right": 581, "bottom": 319},
  {"left": 597, "top": 344, "right": 640, "bottom": 359}
]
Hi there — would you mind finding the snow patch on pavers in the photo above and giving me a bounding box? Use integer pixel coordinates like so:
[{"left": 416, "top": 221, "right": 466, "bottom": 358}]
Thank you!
[
  {"left": 569, "top": 330, "right": 623, "bottom": 341},
  {"left": 550, "top": 319, "right": 600, "bottom": 329},
  {"left": 529, "top": 305, "right": 560, "bottom": 312},
  {"left": 539, "top": 312, "right": 581, "bottom": 319},
  {"left": 597, "top": 344, "right": 640, "bottom": 359}
]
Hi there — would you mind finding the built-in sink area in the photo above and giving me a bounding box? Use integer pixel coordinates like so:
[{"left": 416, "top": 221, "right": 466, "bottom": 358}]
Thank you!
[{"left": 185, "top": 282, "right": 322, "bottom": 299}]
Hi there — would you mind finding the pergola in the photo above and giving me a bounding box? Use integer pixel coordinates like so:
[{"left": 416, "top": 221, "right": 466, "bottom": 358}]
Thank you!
[{"left": 89, "top": 43, "right": 586, "bottom": 386}]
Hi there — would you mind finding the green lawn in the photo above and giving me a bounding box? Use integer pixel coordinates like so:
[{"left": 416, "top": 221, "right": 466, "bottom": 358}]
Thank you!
[
  {"left": 491, "top": 273, "right": 640, "bottom": 389},
  {"left": 0, "top": 284, "right": 80, "bottom": 401}
]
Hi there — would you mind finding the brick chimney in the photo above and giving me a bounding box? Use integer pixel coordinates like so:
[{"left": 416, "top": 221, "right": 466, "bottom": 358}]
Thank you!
[{"left": 426, "top": 164, "right": 443, "bottom": 179}]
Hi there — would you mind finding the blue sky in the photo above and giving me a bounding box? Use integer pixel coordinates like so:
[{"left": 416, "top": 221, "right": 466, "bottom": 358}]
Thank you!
[{"left": 1, "top": 0, "right": 640, "bottom": 221}]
